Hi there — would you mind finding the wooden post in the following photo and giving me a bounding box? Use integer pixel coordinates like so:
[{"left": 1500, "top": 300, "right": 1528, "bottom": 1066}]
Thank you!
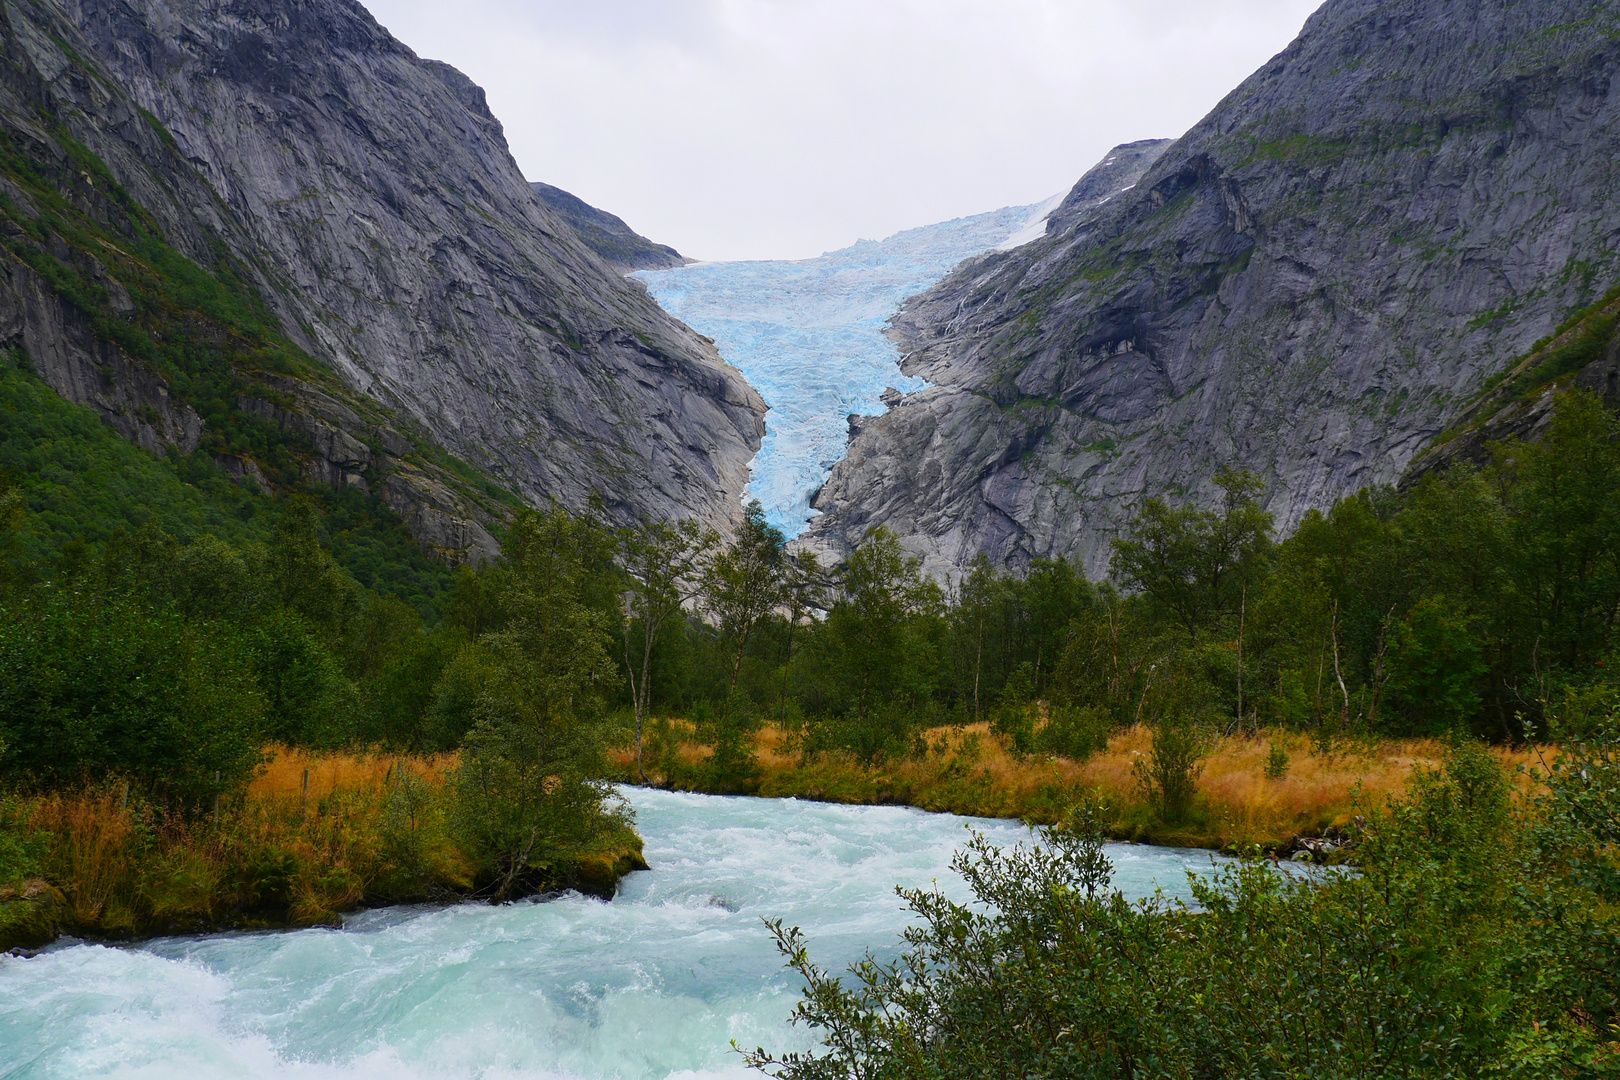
[
  {"left": 212, "top": 770, "right": 221, "bottom": 823},
  {"left": 301, "top": 768, "right": 310, "bottom": 823}
]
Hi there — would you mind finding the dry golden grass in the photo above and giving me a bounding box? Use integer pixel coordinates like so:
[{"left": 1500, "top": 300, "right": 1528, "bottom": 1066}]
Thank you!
[
  {"left": 612, "top": 721, "right": 1548, "bottom": 849},
  {"left": 5, "top": 749, "right": 471, "bottom": 943},
  {"left": 4, "top": 741, "right": 660, "bottom": 947},
  {"left": 3, "top": 729, "right": 1547, "bottom": 947},
  {"left": 27, "top": 789, "right": 136, "bottom": 925},
  {"left": 15, "top": 774, "right": 460, "bottom": 936},
  {"left": 250, "top": 745, "right": 456, "bottom": 797}
]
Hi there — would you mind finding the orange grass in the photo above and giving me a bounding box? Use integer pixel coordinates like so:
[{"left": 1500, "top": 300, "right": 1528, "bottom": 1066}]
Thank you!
[
  {"left": 13, "top": 766, "right": 470, "bottom": 940},
  {"left": 5, "top": 748, "right": 471, "bottom": 945},
  {"left": 3, "top": 743, "right": 655, "bottom": 948},
  {"left": 611, "top": 721, "right": 1548, "bottom": 850},
  {"left": 250, "top": 745, "right": 457, "bottom": 797}
]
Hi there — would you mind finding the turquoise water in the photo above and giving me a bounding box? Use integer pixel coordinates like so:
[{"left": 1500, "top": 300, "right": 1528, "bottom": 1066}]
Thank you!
[{"left": 0, "top": 789, "right": 1219, "bottom": 1079}]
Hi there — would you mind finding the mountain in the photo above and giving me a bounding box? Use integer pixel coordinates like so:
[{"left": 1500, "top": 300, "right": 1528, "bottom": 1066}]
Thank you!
[
  {"left": 0, "top": 0, "right": 764, "bottom": 565},
  {"left": 530, "top": 182, "right": 689, "bottom": 273},
  {"left": 1402, "top": 284, "right": 1620, "bottom": 484},
  {"left": 636, "top": 170, "right": 1168, "bottom": 542},
  {"left": 802, "top": 0, "right": 1620, "bottom": 580}
]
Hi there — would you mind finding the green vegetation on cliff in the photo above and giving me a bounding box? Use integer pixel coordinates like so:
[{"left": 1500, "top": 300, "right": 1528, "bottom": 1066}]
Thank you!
[{"left": 0, "top": 346, "right": 450, "bottom": 608}]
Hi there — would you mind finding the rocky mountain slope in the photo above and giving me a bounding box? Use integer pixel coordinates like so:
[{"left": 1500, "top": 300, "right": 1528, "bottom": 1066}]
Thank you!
[
  {"left": 1402, "top": 284, "right": 1620, "bottom": 484},
  {"left": 1, "top": 0, "right": 763, "bottom": 562},
  {"left": 637, "top": 197, "right": 1107, "bottom": 539},
  {"left": 803, "top": 0, "right": 1620, "bottom": 580},
  {"left": 531, "top": 182, "right": 689, "bottom": 273}
]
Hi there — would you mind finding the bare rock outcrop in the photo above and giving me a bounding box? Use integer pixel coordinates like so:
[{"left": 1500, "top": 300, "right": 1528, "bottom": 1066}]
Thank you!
[
  {"left": 63, "top": 0, "right": 764, "bottom": 534},
  {"left": 804, "top": 0, "right": 1620, "bottom": 580},
  {"left": 2, "top": 0, "right": 765, "bottom": 560},
  {"left": 530, "top": 182, "right": 690, "bottom": 274}
]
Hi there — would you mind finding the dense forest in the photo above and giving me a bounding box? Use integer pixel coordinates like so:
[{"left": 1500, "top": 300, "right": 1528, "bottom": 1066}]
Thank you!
[{"left": 6, "top": 361, "right": 1620, "bottom": 811}]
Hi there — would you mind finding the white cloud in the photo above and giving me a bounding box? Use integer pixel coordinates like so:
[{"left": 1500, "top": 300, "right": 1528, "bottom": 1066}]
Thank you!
[{"left": 363, "top": 0, "right": 1322, "bottom": 261}]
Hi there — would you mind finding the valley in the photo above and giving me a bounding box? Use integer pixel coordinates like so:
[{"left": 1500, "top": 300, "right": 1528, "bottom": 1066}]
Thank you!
[{"left": 0, "top": 0, "right": 1618, "bottom": 1076}]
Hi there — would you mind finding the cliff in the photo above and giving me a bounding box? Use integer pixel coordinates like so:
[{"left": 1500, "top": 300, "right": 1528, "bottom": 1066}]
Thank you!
[
  {"left": 803, "top": 0, "right": 1620, "bottom": 580},
  {"left": 1401, "top": 285, "right": 1620, "bottom": 484},
  {"left": 1, "top": 0, "right": 763, "bottom": 562}
]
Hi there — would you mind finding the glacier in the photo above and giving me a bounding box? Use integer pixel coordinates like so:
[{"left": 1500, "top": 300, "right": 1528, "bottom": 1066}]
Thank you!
[{"left": 636, "top": 199, "right": 1057, "bottom": 538}]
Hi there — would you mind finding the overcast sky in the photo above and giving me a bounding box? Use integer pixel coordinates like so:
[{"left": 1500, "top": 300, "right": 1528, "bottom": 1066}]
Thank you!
[{"left": 362, "top": 0, "right": 1323, "bottom": 262}]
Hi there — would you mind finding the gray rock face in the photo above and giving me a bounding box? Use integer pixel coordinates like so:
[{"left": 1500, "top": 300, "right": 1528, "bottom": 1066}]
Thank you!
[
  {"left": 531, "top": 182, "right": 689, "bottom": 274},
  {"left": 1043, "top": 140, "right": 1174, "bottom": 237},
  {"left": 0, "top": 0, "right": 517, "bottom": 564},
  {"left": 1401, "top": 293, "right": 1620, "bottom": 483},
  {"left": 804, "top": 0, "right": 1620, "bottom": 581},
  {"left": 57, "top": 0, "right": 764, "bottom": 535},
  {"left": 0, "top": 0, "right": 535, "bottom": 564},
  {"left": 0, "top": 257, "right": 204, "bottom": 457}
]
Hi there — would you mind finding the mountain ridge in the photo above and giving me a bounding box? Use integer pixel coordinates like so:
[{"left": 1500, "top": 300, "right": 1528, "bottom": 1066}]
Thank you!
[
  {"left": 803, "top": 0, "right": 1620, "bottom": 580},
  {"left": 1, "top": 0, "right": 765, "bottom": 561},
  {"left": 531, "top": 181, "right": 689, "bottom": 273}
]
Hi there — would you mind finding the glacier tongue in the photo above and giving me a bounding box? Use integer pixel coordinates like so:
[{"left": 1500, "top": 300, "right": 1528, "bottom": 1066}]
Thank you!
[{"left": 636, "top": 199, "right": 1056, "bottom": 538}]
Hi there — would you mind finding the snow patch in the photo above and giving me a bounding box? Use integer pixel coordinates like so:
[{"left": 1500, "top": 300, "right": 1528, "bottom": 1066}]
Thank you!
[{"left": 994, "top": 190, "right": 1066, "bottom": 251}]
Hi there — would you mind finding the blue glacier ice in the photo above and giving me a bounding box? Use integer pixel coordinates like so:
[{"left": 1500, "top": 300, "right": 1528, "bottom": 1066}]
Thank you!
[{"left": 636, "top": 197, "right": 1060, "bottom": 538}]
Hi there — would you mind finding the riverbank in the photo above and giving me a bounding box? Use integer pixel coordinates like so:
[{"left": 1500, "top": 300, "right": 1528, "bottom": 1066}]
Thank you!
[
  {"left": 609, "top": 721, "right": 1545, "bottom": 851},
  {"left": 0, "top": 747, "right": 647, "bottom": 952},
  {"left": 4, "top": 728, "right": 1545, "bottom": 952}
]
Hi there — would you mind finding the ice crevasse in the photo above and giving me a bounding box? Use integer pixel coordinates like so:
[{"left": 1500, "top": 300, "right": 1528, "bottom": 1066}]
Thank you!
[{"left": 636, "top": 195, "right": 1062, "bottom": 539}]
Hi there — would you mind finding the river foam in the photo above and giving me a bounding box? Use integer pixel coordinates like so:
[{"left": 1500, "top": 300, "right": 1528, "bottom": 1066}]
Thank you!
[{"left": 1, "top": 789, "right": 1219, "bottom": 1079}]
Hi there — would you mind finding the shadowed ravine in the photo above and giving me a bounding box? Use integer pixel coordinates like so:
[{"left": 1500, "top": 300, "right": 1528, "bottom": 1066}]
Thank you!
[{"left": 0, "top": 789, "right": 1218, "bottom": 1080}]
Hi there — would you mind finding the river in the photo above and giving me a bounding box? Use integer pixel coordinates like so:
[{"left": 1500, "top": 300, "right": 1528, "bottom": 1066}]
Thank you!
[{"left": 0, "top": 788, "right": 1220, "bottom": 1079}]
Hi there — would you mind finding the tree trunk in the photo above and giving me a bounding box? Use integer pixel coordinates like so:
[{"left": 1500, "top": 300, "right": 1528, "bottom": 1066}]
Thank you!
[
  {"left": 728, "top": 625, "right": 753, "bottom": 694},
  {"left": 780, "top": 615, "right": 796, "bottom": 730},
  {"left": 1330, "top": 604, "right": 1350, "bottom": 732},
  {"left": 973, "top": 614, "right": 984, "bottom": 722},
  {"left": 637, "top": 617, "right": 661, "bottom": 784},
  {"left": 1236, "top": 585, "right": 1246, "bottom": 733}
]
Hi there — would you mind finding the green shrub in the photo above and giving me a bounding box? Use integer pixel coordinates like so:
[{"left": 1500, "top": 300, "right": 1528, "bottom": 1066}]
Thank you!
[
  {"left": 0, "top": 795, "right": 43, "bottom": 886},
  {"left": 750, "top": 742, "right": 1620, "bottom": 1079},
  {"left": 1035, "top": 704, "right": 1112, "bottom": 761},
  {"left": 0, "top": 586, "right": 263, "bottom": 807},
  {"left": 1132, "top": 719, "right": 1206, "bottom": 821},
  {"left": 989, "top": 664, "right": 1036, "bottom": 754},
  {"left": 705, "top": 687, "right": 761, "bottom": 792}
]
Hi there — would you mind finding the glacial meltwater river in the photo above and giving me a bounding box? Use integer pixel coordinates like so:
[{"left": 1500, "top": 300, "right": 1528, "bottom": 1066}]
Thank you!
[{"left": 0, "top": 789, "right": 1219, "bottom": 1079}]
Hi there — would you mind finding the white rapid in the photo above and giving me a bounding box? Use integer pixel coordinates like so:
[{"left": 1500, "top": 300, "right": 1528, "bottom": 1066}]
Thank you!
[
  {"left": 636, "top": 201, "right": 1058, "bottom": 539},
  {"left": 0, "top": 789, "right": 1219, "bottom": 1080}
]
